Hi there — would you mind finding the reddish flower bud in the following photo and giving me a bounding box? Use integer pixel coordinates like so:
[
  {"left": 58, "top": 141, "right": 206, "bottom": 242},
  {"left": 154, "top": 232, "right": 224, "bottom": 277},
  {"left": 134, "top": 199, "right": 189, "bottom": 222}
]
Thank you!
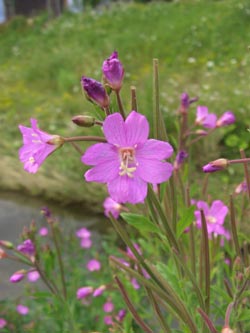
[
  {"left": 102, "top": 51, "right": 124, "bottom": 92},
  {"left": 81, "top": 77, "right": 110, "bottom": 109},
  {"left": 72, "top": 115, "right": 95, "bottom": 127},
  {"left": 0, "top": 240, "right": 14, "bottom": 249}
]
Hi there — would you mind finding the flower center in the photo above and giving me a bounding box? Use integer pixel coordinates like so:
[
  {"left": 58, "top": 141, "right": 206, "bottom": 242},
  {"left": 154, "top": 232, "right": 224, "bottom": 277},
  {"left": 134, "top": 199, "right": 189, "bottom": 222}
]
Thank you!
[
  {"left": 207, "top": 215, "right": 217, "bottom": 224},
  {"left": 118, "top": 147, "right": 137, "bottom": 178}
]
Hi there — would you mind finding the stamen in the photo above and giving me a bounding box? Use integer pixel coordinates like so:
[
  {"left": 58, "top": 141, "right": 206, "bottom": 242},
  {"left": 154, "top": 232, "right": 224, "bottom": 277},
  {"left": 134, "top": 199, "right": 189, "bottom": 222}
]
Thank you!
[{"left": 118, "top": 147, "right": 137, "bottom": 177}]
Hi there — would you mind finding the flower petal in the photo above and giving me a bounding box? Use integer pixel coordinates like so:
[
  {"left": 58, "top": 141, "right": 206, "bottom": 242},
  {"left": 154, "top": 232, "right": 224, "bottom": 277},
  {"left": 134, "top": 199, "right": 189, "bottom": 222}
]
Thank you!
[
  {"left": 108, "top": 175, "right": 147, "bottom": 204},
  {"left": 103, "top": 113, "right": 126, "bottom": 146},
  {"left": 82, "top": 143, "right": 117, "bottom": 166},
  {"left": 84, "top": 160, "right": 119, "bottom": 183},
  {"left": 125, "top": 111, "right": 149, "bottom": 146},
  {"left": 136, "top": 139, "right": 173, "bottom": 160},
  {"left": 136, "top": 159, "right": 173, "bottom": 184},
  {"left": 210, "top": 200, "right": 228, "bottom": 223},
  {"left": 203, "top": 113, "right": 217, "bottom": 128}
]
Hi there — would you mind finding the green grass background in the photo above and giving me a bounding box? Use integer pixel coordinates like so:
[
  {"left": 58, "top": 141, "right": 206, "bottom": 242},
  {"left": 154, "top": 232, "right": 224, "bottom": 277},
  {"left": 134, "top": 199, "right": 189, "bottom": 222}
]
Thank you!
[{"left": 0, "top": 0, "right": 250, "bottom": 210}]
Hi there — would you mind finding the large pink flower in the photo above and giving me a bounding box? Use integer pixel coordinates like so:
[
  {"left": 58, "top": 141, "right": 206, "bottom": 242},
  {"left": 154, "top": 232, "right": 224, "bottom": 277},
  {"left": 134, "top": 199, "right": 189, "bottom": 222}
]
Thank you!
[
  {"left": 19, "top": 118, "right": 64, "bottom": 173},
  {"left": 82, "top": 111, "right": 173, "bottom": 204}
]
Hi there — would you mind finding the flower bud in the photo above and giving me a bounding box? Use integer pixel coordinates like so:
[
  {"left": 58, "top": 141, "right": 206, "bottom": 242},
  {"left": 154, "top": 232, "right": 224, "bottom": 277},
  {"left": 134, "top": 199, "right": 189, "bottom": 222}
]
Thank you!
[
  {"left": 93, "top": 285, "right": 106, "bottom": 297},
  {"left": 0, "top": 247, "right": 7, "bottom": 259},
  {"left": 46, "top": 135, "right": 65, "bottom": 146},
  {"left": 76, "top": 286, "right": 93, "bottom": 299},
  {"left": 221, "top": 327, "right": 234, "bottom": 333},
  {"left": 216, "top": 111, "right": 235, "bottom": 127},
  {"left": 81, "top": 76, "right": 110, "bottom": 109},
  {"left": 203, "top": 159, "right": 228, "bottom": 173},
  {"left": 233, "top": 256, "right": 242, "bottom": 272},
  {"left": 9, "top": 269, "right": 26, "bottom": 283},
  {"left": 0, "top": 240, "right": 14, "bottom": 249},
  {"left": 72, "top": 115, "right": 96, "bottom": 127},
  {"left": 244, "top": 266, "right": 250, "bottom": 279},
  {"left": 102, "top": 51, "right": 124, "bottom": 92}
]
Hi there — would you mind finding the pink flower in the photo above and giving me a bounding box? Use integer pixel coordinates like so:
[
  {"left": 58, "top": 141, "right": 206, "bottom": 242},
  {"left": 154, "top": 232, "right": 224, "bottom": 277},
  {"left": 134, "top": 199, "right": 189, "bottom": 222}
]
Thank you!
[
  {"left": 104, "top": 315, "right": 113, "bottom": 325},
  {"left": 216, "top": 111, "right": 235, "bottom": 127},
  {"left": 0, "top": 318, "right": 7, "bottom": 329},
  {"left": 76, "top": 286, "right": 93, "bottom": 299},
  {"left": 103, "top": 300, "right": 114, "bottom": 313},
  {"left": 116, "top": 309, "right": 126, "bottom": 322},
  {"left": 16, "top": 304, "right": 29, "bottom": 315},
  {"left": 102, "top": 51, "right": 124, "bottom": 91},
  {"left": 80, "top": 238, "right": 92, "bottom": 249},
  {"left": 195, "top": 106, "right": 217, "bottom": 128},
  {"left": 17, "top": 239, "right": 35, "bottom": 256},
  {"left": 39, "top": 227, "right": 48, "bottom": 236},
  {"left": 9, "top": 270, "right": 26, "bottom": 283},
  {"left": 82, "top": 111, "right": 173, "bottom": 204},
  {"left": 27, "top": 270, "right": 40, "bottom": 282},
  {"left": 76, "top": 227, "right": 91, "bottom": 239},
  {"left": 19, "top": 119, "right": 64, "bottom": 173},
  {"left": 103, "top": 197, "right": 122, "bottom": 219},
  {"left": 86, "top": 259, "right": 101, "bottom": 272},
  {"left": 194, "top": 200, "right": 230, "bottom": 240},
  {"left": 93, "top": 285, "right": 106, "bottom": 297}
]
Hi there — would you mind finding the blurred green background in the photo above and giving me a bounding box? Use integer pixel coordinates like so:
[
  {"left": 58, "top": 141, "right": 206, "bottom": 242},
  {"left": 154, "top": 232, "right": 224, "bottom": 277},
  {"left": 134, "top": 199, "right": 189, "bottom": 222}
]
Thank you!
[{"left": 0, "top": 0, "right": 250, "bottom": 211}]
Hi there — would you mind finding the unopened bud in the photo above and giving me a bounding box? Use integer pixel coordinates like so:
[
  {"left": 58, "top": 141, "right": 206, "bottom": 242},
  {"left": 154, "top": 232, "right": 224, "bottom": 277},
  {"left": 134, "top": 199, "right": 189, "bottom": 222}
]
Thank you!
[
  {"left": 0, "top": 247, "right": 7, "bottom": 259},
  {"left": 233, "top": 256, "right": 242, "bottom": 272},
  {"left": 47, "top": 135, "right": 65, "bottom": 146},
  {"left": 9, "top": 269, "right": 26, "bottom": 283},
  {"left": 195, "top": 129, "right": 207, "bottom": 136},
  {"left": 203, "top": 158, "right": 228, "bottom": 173},
  {"left": 244, "top": 266, "right": 250, "bottom": 278},
  {"left": 0, "top": 240, "right": 14, "bottom": 249},
  {"left": 72, "top": 115, "right": 96, "bottom": 127}
]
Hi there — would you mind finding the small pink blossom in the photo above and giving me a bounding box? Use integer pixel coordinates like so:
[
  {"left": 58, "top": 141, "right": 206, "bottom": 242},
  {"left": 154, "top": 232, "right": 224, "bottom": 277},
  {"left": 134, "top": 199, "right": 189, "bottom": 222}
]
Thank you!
[
  {"left": 194, "top": 200, "right": 230, "bottom": 241},
  {"left": 86, "top": 259, "right": 101, "bottom": 272},
  {"left": 103, "top": 197, "right": 122, "bottom": 219},
  {"left": 104, "top": 315, "right": 113, "bottom": 325},
  {"left": 10, "top": 270, "right": 26, "bottom": 283},
  {"left": 0, "top": 318, "right": 7, "bottom": 329},
  {"left": 19, "top": 118, "right": 64, "bottom": 173},
  {"left": 27, "top": 270, "right": 40, "bottom": 282},
  {"left": 116, "top": 309, "right": 126, "bottom": 322},
  {"left": 17, "top": 239, "right": 35, "bottom": 256},
  {"left": 216, "top": 111, "right": 235, "bottom": 127},
  {"left": 82, "top": 111, "right": 173, "bottom": 204},
  {"left": 93, "top": 285, "right": 106, "bottom": 297},
  {"left": 103, "top": 300, "right": 114, "bottom": 313},
  {"left": 195, "top": 106, "right": 217, "bottom": 128},
  {"left": 39, "top": 227, "right": 48, "bottom": 236},
  {"left": 76, "top": 286, "right": 93, "bottom": 299},
  {"left": 131, "top": 277, "right": 140, "bottom": 289},
  {"left": 80, "top": 238, "right": 92, "bottom": 249},
  {"left": 16, "top": 304, "right": 29, "bottom": 315},
  {"left": 76, "top": 227, "right": 91, "bottom": 239}
]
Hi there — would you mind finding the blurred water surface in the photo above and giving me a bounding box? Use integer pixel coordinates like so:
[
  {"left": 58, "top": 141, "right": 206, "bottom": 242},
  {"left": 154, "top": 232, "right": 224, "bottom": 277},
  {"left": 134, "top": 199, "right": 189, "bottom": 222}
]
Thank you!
[{"left": 0, "top": 191, "right": 108, "bottom": 299}]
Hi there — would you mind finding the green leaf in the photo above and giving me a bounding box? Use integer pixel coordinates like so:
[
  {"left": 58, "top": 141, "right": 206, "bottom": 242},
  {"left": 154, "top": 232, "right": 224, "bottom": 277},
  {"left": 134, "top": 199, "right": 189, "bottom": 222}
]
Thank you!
[
  {"left": 121, "top": 213, "right": 159, "bottom": 233},
  {"left": 176, "top": 205, "right": 195, "bottom": 238}
]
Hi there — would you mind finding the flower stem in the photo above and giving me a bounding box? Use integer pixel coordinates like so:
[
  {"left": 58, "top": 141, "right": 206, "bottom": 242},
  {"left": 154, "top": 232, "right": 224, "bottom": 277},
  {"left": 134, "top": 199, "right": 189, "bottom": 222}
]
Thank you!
[
  {"left": 115, "top": 90, "right": 126, "bottom": 119},
  {"left": 64, "top": 136, "right": 106, "bottom": 143},
  {"left": 130, "top": 85, "right": 138, "bottom": 111},
  {"left": 114, "top": 276, "right": 154, "bottom": 333},
  {"left": 50, "top": 224, "right": 67, "bottom": 299},
  {"left": 239, "top": 149, "right": 250, "bottom": 200}
]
